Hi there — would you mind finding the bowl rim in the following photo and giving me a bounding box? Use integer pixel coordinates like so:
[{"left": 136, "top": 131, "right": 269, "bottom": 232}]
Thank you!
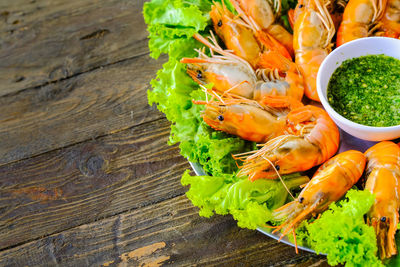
[{"left": 317, "top": 36, "right": 400, "bottom": 131}]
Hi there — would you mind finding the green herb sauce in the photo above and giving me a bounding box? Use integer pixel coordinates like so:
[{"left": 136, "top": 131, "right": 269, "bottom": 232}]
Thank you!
[{"left": 327, "top": 54, "right": 400, "bottom": 127}]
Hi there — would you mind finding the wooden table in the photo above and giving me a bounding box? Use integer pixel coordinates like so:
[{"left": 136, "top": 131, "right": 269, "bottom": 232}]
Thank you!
[{"left": 0, "top": 1, "right": 329, "bottom": 266}]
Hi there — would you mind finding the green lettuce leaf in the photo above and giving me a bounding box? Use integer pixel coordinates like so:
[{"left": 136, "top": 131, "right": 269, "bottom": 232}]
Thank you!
[
  {"left": 298, "top": 190, "right": 383, "bottom": 267},
  {"left": 144, "top": 0, "right": 256, "bottom": 176},
  {"left": 143, "top": 0, "right": 211, "bottom": 59},
  {"left": 181, "top": 171, "right": 309, "bottom": 229},
  {"left": 182, "top": 121, "right": 255, "bottom": 175}
]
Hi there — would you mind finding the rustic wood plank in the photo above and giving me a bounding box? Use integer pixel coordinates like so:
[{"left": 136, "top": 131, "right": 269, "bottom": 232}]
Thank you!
[
  {"left": 0, "top": 195, "right": 328, "bottom": 266},
  {"left": 0, "top": 52, "right": 166, "bottom": 165},
  {"left": 0, "top": 0, "right": 149, "bottom": 96},
  {"left": 0, "top": 118, "right": 190, "bottom": 250}
]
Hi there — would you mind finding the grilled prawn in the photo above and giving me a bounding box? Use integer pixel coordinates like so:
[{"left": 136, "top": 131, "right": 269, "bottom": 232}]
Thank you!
[
  {"left": 182, "top": 34, "right": 304, "bottom": 104},
  {"left": 210, "top": 2, "right": 291, "bottom": 70},
  {"left": 364, "top": 141, "right": 400, "bottom": 259},
  {"left": 181, "top": 34, "right": 257, "bottom": 99},
  {"left": 337, "top": 0, "right": 399, "bottom": 46},
  {"left": 380, "top": 0, "right": 400, "bottom": 38},
  {"left": 231, "top": 0, "right": 294, "bottom": 57},
  {"left": 193, "top": 96, "right": 289, "bottom": 143},
  {"left": 337, "top": 0, "right": 387, "bottom": 46},
  {"left": 235, "top": 105, "right": 339, "bottom": 181},
  {"left": 293, "top": 0, "right": 335, "bottom": 101},
  {"left": 272, "top": 150, "right": 366, "bottom": 249}
]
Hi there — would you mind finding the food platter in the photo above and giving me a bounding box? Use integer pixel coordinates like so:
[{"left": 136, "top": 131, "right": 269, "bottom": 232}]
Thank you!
[
  {"left": 144, "top": 0, "right": 400, "bottom": 263},
  {"left": 190, "top": 126, "right": 378, "bottom": 253}
]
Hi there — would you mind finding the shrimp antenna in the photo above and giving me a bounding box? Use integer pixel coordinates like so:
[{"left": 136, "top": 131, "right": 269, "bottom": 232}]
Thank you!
[
  {"left": 193, "top": 32, "right": 254, "bottom": 73},
  {"left": 261, "top": 155, "right": 295, "bottom": 200},
  {"left": 199, "top": 84, "right": 227, "bottom": 105},
  {"left": 230, "top": 0, "right": 261, "bottom": 32},
  {"left": 273, "top": 0, "right": 281, "bottom": 15},
  {"left": 371, "top": 0, "right": 385, "bottom": 22},
  {"left": 198, "top": 84, "right": 211, "bottom": 103},
  {"left": 221, "top": 80, "right": 250, "bottom": 97},
  {"left": 314, "top": 0, "right": 335, "bottom": 49},
  {"left": 292, "top": 229, "right": 299, "bottom": 254}
]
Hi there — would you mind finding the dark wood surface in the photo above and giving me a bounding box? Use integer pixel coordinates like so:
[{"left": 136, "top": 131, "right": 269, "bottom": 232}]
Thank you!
[{"left": 0, "top": 1, "right": 329, "bottom": 266}]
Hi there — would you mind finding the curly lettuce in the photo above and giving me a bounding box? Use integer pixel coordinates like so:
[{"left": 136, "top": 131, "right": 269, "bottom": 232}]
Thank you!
[
  {"left": 181, "top": 171, "right": 309, "bottom": 229},
  {"left": 143, "top": 0, "right": 211, "bottom": 59},
  {"left": 297, "top": 190, "right": 383, "bottom": 267},
  {"left": 144, "top": 0, "right": 254, "bottom": 175}
]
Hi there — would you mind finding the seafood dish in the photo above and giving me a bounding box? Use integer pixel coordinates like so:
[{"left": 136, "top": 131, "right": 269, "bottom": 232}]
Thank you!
[{"left": 144, "top": 0, "right": 400, "bottom": 266}]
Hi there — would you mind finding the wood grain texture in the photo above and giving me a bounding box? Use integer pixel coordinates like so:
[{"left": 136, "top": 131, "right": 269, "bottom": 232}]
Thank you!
[
  {"left": 0, "top": 52, "right": 166, "bottom": 165},
  {"left": 0, "top": 118, "right": 190, "bottom": 250},
  {"left": 0, "top": 195, "right": 328, "bottom": 266},
  {"left": 0, "top": 0, "right": 149, "bottom": 96}
]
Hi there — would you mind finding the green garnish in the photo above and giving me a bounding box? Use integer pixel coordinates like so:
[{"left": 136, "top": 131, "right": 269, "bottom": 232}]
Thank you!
[
  {"left": 298, "top": 190, "right": 383, "bottom": 267},
  {"left": 327, "top": 55, "right": 400, "bottom": 127}
]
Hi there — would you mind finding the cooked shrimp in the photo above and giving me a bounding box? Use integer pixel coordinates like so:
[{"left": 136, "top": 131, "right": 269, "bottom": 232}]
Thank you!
[
  {"left": 336, "top": 0, "right": 387, "bottom": 46},
  {"left": 272, "top": 150, "right": 366, "bottom": 249},
  {"left": 290, "top": 0, "right": 307, "bottom": 26},
  {"left": 290, "top": 0, "right": 345, "bottom": 30},
  {"left": 233, "top": 0, "right": 295, "bottom": 57},
  {"left": 380, "top": 0, "right": 400, "bottom": 38},
  {"left": 293, "top": 0, "right": 335, "bottom": 102},
  {"left": 193, "top": 95, "right": 288, "bottom": 143},
  {"left": 210, "top": 2, "right": 261, "bottom": 68},
  {"left": 364, "top": 141, "right": 400, "bottom": 259},
  {"left": 210, "top": 2, "right": 291, "bottom": 69},
  {"left": 235, "top": 105, "right": 339, "bottom": 180},
  {"left": 182, "top": 34, "right": 304, "bottom": 104},
  {"left": 181, "top": 38, "right": 257, "bottom": 99}
]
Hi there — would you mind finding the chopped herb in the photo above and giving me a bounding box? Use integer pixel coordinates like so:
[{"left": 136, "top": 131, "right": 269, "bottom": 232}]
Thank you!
[{"left": 327, "top": 55, "right": 400, "bottom": 127}]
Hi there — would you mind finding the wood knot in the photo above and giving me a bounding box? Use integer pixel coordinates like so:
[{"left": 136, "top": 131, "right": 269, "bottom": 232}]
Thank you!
[
  {"left": 79, "top": 155, "right": 106, "bottom": 177},
  {"left": 37, "top": 81, "right": 76, "bottom": 101}
]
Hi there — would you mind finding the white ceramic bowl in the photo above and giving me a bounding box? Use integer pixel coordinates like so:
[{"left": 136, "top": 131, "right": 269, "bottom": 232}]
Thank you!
[{"left": 317, "top": 37, "right": 400, "bottom": 141}]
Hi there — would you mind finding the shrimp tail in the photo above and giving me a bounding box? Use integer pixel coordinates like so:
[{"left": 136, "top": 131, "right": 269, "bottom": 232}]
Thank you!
[{"left": 365, "top": 141, "right": 400, "bottom": 259}]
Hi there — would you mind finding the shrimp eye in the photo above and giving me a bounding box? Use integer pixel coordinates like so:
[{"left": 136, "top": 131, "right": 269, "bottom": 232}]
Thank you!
[
  {"left": 299, "top": 4, "right": 304, "bottom": 8},
  {"left": 381, "top": 217, "right": 387, "bottom": 222},
  {"left": 217, "top": 115, "right": 224, "bottom": 121},
  {"left": 217, "top": 20, "right": 222, "bottom": 27},
  {"left": 275, "top": 165, "right": 280, "bottom": 171},
  {"left": 197, "top": 71, "right": 202, "bottom": 79},
  {"left": 299, "top": 197, "right": 304, "bottom": 203}
]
